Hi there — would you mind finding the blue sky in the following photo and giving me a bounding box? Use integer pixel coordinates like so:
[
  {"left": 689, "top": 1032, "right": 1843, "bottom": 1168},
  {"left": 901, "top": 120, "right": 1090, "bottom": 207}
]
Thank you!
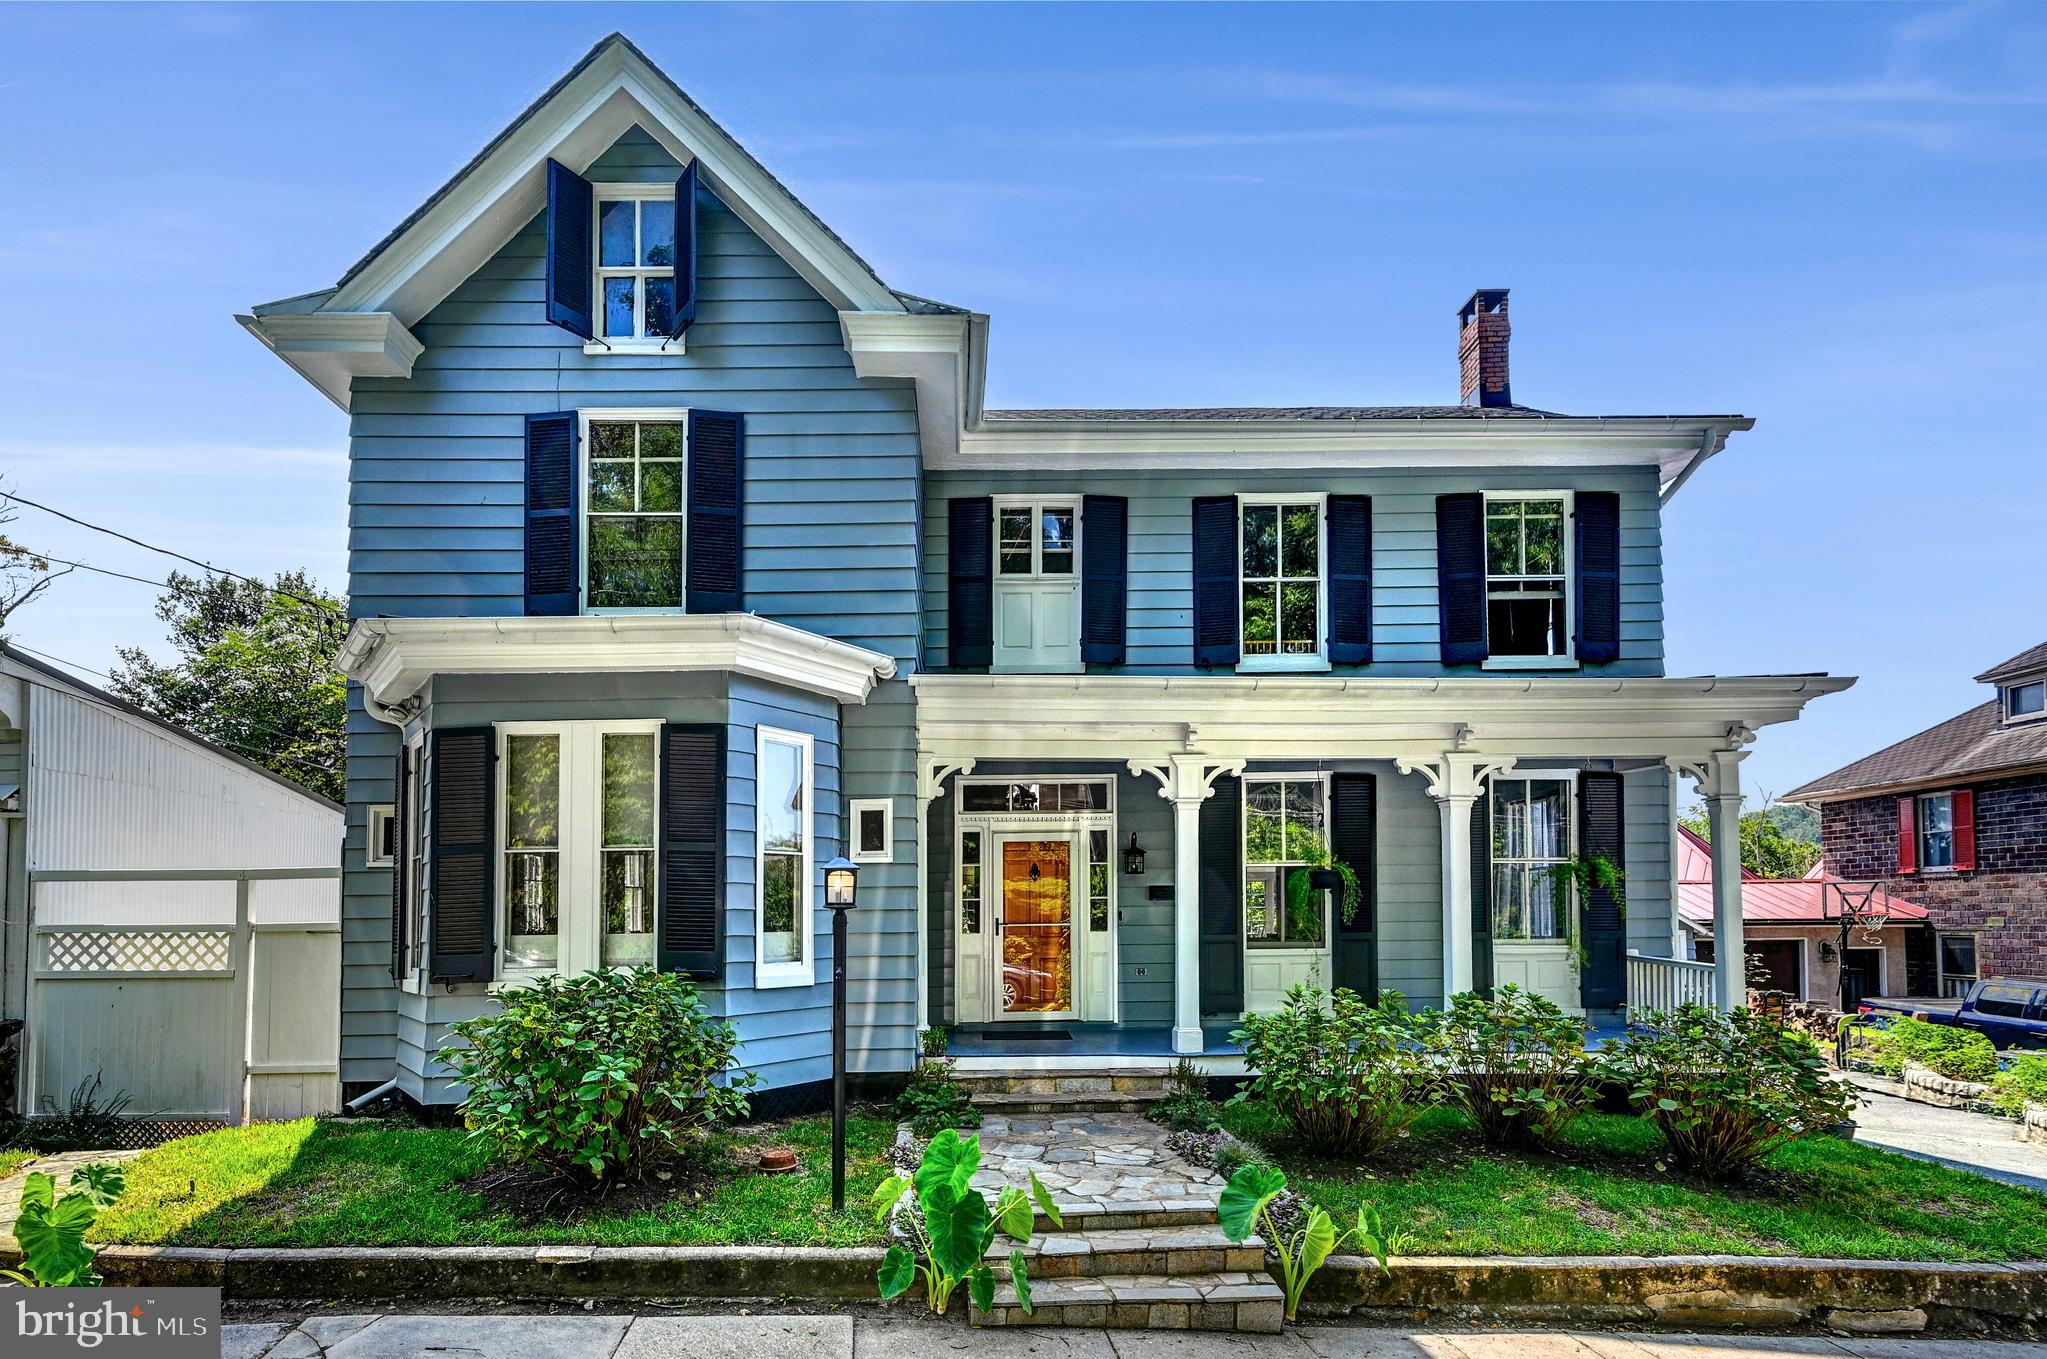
[{"left": 1, "top": 2, "right": 2043, "bottom": 801}]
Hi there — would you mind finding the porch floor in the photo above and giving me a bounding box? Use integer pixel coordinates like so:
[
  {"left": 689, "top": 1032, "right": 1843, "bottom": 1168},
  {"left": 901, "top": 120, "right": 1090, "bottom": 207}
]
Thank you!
[{"left": 946, "top": 1021, "right": 1244, "bottom": 1060}]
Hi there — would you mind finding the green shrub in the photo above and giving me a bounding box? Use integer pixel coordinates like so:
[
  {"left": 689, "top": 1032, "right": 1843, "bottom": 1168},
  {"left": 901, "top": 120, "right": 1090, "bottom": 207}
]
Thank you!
[
  {"left": 1991, "top": 1052, "right": 2047, "bottom": 1118},
  {"left": 895, "top": 1059, "right": 982, "bottom": 1138},
  {"left": 1231, "top": 985, "right": 1434, "bottom": 1159},
  {"left": 1598, "top": 1005, "right": 1857, "bottom": 1180},
  {"left": 1870, "top": 1017, "right": 1998, "bottom": 1084},
  {"left": 438, "top": 969, "right": 753, "bottom": 1184},
  {"left": 1421, "top": 986, "right": 1592, "bottom": 1150}
]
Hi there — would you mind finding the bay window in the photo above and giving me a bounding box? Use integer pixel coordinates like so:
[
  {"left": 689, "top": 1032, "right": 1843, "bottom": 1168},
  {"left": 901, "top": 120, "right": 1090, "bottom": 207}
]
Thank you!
[
  {"left": 1485, "top": 495, "right": 1571, "bottom": 660},
  {"left": 755, "top": 726, "right": 815, "bottom": 987},
  {"left": 1240, "top": 497, "right": 1325, "bottom": 668},
  {"left": 496, "top": 721, "right": 660, "bottom": 977},
  {"left": 1243, "top": 775, "right": 1330, "bottom": 948}
]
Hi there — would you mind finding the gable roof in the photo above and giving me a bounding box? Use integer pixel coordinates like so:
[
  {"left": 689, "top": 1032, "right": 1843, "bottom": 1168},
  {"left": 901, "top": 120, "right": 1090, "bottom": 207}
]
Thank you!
[
  {"left": 1977, "top": 639, "right": 2047, "bottom": 686},
  {"left": 1783, "top": 697, "right": 2047, "bottom": 803},
  {"left": 1674, "top": 827, "right": 1928, "bottom": 926}
]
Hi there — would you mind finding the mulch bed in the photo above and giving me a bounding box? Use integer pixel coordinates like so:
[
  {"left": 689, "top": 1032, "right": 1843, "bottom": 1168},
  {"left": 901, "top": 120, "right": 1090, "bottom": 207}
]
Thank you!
[{"left": 461, "top": 1140, "right": 801, "bottom": 1223}]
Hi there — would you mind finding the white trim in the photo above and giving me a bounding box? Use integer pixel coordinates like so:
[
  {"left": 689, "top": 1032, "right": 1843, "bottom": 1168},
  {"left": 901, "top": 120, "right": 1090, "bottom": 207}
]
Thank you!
[
  {"left": 341, "top": 614, "right": 897, "bottom": 708},
  {"left": 590, "top": 183, "right": 686, "bottom": 348},
  {"left": 849, "top": 797, "right": 893, "bottom": 865},
  {"left": 577, "top": 408, "right": 690, "bottom": 614},
  {"left": 1236, "top": 492, "right": 1329, "bottom": 672},
  {"left": 1483, "top": 490, "right": 1575, "bottom": 667},
  {"left": 2003, "top": 679, "right": 2047, "bottom": 725},
  {"left": 991, "top": 493, "right": 1082, "bottom": 580},
  {"left": 365, "top": 804, "right": 396, "bottom": 870},
  {"left": 233, "top": 311, "right": 423, "bottom": 414},
  {"left": 754, "top": 725, "right": 816, "bottom": 990},
  {"left": 400, "top": 729, "right": 426, "bottom": 994}
]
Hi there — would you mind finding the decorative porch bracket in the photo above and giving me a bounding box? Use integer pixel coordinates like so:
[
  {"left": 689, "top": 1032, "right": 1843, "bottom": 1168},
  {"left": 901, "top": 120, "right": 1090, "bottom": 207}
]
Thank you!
[
  {"left": 1667, "top": 746, "right": 1749, "bottom": 1012},
  {"left": 912, "top": 757, "right": 977, "bottom": 1034},
  {"left": 1396, "top": 753, "right": 1517, "bottom": 1002},
  {"left": 1128, "top": 756, "right": 1246, "bottom": 1055}
]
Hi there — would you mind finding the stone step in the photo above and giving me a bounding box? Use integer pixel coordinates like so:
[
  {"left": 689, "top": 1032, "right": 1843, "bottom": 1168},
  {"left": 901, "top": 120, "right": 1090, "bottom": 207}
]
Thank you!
[
  {"left": 969, "top": 1090, "right": 1163, "bottom": 1115},
  {"left": 992, "top": 1225, "right": 1264, "bottom": 1279},
  {"left": 971, "top": 1271, "right": 1285, "bottom": 1332},
  {"left": 1032, "top": 1200, "right": 1219, "bottom": 1233},
  {"left": 951, "top": 1069, "right": 1176, "bottom": 1098}
]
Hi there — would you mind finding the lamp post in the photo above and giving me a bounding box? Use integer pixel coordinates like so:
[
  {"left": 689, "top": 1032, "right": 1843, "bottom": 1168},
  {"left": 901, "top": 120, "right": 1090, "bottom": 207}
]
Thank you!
[{"left": 823, "top": 854, "right": 860, "bottom": 1212}]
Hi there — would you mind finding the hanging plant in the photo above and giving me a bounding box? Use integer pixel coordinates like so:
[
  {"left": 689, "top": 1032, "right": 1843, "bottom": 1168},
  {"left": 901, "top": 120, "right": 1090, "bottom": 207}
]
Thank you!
[
  {"left": 1540, "top": 853, "right": 1626, "bottom": 971},
  {"left": 1281, "top": 827, "right": 1364, "bottom": 927}
]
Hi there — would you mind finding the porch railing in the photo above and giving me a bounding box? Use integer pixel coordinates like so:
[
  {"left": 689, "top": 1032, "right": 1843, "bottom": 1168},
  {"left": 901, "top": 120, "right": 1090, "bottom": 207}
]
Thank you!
[{"left": 1625, "top": 950, "right": 1717, "bottom": 1016}]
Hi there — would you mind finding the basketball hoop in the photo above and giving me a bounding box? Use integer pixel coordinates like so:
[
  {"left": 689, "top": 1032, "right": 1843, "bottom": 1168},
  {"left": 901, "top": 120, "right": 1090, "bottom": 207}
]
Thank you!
[{"left": 1830, "top": 881, "right": 1889, "bottom": 939}]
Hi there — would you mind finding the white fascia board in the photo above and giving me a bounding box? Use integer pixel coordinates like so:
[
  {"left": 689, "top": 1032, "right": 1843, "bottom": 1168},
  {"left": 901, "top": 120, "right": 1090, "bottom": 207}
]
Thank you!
[
  {"left": 909, "top": 672, "right": 1853, "bottom": 763},
  {"left": 235, "top": 312, "right": 424, "bottom": 413},
  {"left": 341, "top": 614, "right": 898, "bottom": 708},
  {"left": 841, "top": 311, "right": 977, "bottom": 464},
  {"left": 324, "top": 49, "right": 901, "bottom": 328},
  {"left": 935, "top": 416, "right": 1754, "bottom": 483}
]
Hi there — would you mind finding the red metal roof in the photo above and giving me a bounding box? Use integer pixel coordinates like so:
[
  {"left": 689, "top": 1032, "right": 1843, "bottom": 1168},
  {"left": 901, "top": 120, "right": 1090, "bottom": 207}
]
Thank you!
[{"left": 1674, "top": 827, "right": 1929, "bottom": 925}]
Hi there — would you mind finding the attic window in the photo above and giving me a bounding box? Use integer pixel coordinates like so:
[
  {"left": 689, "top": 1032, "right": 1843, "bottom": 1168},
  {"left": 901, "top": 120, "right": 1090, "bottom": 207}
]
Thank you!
[
  {"left": 595, "top": 186, "right": 677, "bottom": 342},
  {"left": 2006, "top": 679, "right": 2045, "bottom": 723}
]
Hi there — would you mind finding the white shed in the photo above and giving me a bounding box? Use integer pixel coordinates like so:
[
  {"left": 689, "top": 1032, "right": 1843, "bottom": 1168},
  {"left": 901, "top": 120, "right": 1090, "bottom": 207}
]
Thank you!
[{"left": 0, "top": 644, "right": 344, "bottom": 1129}]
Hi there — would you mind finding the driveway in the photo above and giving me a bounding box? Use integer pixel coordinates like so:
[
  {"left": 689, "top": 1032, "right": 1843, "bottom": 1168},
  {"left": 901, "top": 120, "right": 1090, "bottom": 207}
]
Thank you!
[{"left": 1843, "top": 1073, "right": 2047, "bottom": 1192}]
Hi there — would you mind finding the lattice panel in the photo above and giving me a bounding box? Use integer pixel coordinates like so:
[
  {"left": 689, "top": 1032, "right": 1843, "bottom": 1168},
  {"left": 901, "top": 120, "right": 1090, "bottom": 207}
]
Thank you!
[{"left": 42, "top": 930, "right": 232, "bottom": 974}]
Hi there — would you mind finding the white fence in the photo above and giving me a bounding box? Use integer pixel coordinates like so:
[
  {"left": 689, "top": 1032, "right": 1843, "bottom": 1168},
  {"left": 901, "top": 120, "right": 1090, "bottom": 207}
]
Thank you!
[
  {"left": 1625, "top": 950, "right": 1718, "bottom": 1016},
  {"left": 25, "top": 867, "right": 341, "bottom": 1125}
]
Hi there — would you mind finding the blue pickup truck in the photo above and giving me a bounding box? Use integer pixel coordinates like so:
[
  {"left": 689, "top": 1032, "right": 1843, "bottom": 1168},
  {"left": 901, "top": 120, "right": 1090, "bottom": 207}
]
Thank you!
[{"left": 1860, "top": 977, "right": 2047, "bottom": 1050}]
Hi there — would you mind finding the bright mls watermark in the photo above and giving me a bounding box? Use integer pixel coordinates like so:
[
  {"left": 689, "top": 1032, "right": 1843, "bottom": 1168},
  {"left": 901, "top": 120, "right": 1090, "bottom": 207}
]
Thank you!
[{"left": 9, "top": 1289, "right": 220, "bottom": 1357}]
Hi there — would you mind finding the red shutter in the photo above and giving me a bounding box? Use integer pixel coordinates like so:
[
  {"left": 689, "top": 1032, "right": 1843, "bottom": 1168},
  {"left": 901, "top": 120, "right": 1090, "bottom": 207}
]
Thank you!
[
  {"left": 1952, "top": 789, "right": 1976, "bottom": 872},
  {"left": 1896, "top": 797, "right": 1917, "bottom": 874}
]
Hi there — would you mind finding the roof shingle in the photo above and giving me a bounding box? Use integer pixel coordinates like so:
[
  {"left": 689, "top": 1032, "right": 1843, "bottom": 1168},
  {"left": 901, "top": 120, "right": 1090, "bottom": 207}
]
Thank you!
[
  {"left": 1784, "top": 698, "right": 2047, "bottom": 801},
  {"left": 1976, "top": 639, "right": 2047, "bottom": 685}
]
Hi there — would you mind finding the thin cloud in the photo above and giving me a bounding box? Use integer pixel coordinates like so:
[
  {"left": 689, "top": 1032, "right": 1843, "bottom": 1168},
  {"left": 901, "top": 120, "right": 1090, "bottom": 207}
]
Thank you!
[{"left": 0, "top": 442, "right": 345, "bottom": 479}]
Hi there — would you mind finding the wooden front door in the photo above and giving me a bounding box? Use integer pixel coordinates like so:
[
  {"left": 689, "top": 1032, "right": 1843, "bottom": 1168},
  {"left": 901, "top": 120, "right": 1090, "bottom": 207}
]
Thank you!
[{"left": 995, "top": 836, "right": 1077, "bottom": 1017}]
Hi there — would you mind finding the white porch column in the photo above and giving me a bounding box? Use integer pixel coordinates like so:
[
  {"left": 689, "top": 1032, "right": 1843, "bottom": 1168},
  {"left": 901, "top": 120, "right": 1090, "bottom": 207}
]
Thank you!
[
  {"left": 913, "top": 757, "right": 974, "bottom": 1039},
  {"left": 1131, "top": 756, "right": 1245, "bottom": 1055},
  {"left": 1399, "top": 754, "right": 1512, "bottom": 1004},
  {"left": 1701, "top": 751, "right": 1748, "bottom": 1012}
]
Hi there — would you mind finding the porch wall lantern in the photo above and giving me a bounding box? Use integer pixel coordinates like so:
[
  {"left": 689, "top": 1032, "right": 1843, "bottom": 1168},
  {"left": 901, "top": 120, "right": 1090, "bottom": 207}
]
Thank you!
[
  {"left": 1122, "top": 833, "right": 1146, "bottom": 876},
  {"left": 822, "top": 854, "right": 859, "bottom": 1212}
]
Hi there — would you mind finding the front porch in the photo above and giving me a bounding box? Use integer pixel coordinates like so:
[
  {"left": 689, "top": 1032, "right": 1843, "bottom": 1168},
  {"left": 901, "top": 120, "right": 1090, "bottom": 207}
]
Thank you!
[{"left": 911, "top": 672, "right": 1851, "bottom": 1058}]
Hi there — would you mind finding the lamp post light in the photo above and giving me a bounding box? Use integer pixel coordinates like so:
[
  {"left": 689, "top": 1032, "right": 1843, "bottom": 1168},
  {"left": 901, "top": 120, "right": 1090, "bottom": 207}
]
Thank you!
[{"left": 823, "top": 854, "right": 860, "bottom": 1212}]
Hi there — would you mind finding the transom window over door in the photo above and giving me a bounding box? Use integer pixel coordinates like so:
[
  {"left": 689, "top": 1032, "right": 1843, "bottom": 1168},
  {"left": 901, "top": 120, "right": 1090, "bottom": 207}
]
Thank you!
[
  {"left": 1243, "top": 776, "right": 1329, "bottom": 947},
  {"left": 1485, "top": 496, "right": 1570, "bottom": 658},
  {"left": 1241, "top": 498, "right": 1324, "bottom": 667},
  {"left": 596, "top": 190, "right": 677, "bottom": 340},
  {"left": 584, "top": 415, "right": 685, "bottom": 609}
]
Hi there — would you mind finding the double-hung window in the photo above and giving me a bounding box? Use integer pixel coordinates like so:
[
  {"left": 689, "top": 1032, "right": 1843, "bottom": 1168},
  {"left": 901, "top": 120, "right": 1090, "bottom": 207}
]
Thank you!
[
  {"left": 1243, "top": 775, "right": 1330, "bottom": 948},
  {"left": 1489, "top": 775, "right": 1572, "bottom": 940},
  {"left": 582, "top": 411, "right": 686, "bottom": 610},
  {"left": 1240, "top": 496, "right": 1325, "bottom": 668},
  {"left": 497, "top": 722, "right": 660, "bottom": 978},
  {"left": 595, "top": 186, "right": 678, "bottom": 344},
  {"left": 1917, "top": 792, "right": 1956, "bottom": 870},
  {"left": 755, "top": 726, "right": 816, "bottom": 988},
  {"left": 1484, "top": 495, "right": 1571, "bottom": 660}
]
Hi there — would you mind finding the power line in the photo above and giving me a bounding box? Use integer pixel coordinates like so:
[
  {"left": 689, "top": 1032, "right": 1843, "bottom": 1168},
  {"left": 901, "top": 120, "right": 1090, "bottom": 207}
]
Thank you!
[
  {"left": 0, "top": 490, "right": 345, "bottom": 619},
  {"left": 1, "top": 543, "right": 349, "bottom": 645}
]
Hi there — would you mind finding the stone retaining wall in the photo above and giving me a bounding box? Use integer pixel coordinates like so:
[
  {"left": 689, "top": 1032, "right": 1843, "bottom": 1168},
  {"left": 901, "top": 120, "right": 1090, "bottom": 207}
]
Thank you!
[
  {"left": 2020, "top": 1104, "right": 2047, "bottom": 1145},
  {"left": 1309, "top": 1254, "right": 2047, "bottom": 1333},
  {"left": 1901, "top": 1062, "right": 1999, "bottom": 1111}
]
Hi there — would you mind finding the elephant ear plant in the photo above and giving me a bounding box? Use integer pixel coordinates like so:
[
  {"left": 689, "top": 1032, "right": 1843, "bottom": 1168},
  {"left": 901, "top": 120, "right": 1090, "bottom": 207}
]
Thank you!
[
  {"left": 1218, "top": 1163, "right": 1393, "bottom": 1323},
  {"left": 874, "top": 1128, "right": 1064, "bottom": 1318},
  {"left": 4, "top": 1162, "right": 126, "bottom": 1287}
]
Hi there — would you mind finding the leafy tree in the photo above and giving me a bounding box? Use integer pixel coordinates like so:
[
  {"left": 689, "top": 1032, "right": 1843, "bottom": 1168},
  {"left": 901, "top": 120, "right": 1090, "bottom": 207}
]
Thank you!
[
  {"left": 1679, "top": 800, "right": 1823, "bottom": 880},
  {"left": 0, "top": 491, "right": 73, "bottom": 635},
  {"left": 109, "top": 571, "right": 346, "bottom": 801}
]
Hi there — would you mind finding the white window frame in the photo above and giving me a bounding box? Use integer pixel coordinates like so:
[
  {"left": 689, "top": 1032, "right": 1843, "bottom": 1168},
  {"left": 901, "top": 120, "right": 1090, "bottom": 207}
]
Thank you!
[
  {"left": 849, "top": 797, "right": 894, "bottom": 864},
  {"left": 1486, "top": 768, "right": 1579, "bottom": 942},
  {"left": 754, "top": 725, "right": 817, "bottom": 989},
  {"left": 399, "top": 731, "right": 426, "bottom": 993},
  {"left": 589, "top": 183, "right": 685, "bottom": 356},
  {"left": 1237, "top": 492, "right": 1330, "bottom": 674},
  {"left": 1240, "top": 770, "right": 1334, "bottom": 950},
  {"left": 1917, "top": 791, "right": 1957, "bottom": 873},
  {"left": 492, "top": 719, "right": 663, "bottom": 983},
  {"left": 991, "top": 495, "right": 1082, "bottom": 580},
  {"left": 366, "top": 804, "right": 396, "bottom": 870},
  {"left": 1481, "top": 491, "right": 1576, "bottom": 670},
  {"left": 2004, "top": 678, "right": 2047, "bottom": 725},
  {"left": 578, "top": 408, "right": 689, "bottom": 616}
]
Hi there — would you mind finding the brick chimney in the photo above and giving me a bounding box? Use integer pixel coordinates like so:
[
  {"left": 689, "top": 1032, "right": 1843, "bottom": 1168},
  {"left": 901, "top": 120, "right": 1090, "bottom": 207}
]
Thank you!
[{"left": 1458, "top": 288, "right": 1511, "bottom": 408}]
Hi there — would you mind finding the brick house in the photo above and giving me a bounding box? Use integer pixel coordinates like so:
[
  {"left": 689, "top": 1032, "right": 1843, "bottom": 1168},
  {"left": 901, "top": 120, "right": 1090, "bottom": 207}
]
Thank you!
[{"left": 1785, "top": 640, "right": 2047, "bottom": 993}]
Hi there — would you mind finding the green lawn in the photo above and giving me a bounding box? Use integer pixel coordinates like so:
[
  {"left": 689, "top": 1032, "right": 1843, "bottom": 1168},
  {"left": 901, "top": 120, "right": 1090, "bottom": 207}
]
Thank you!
[
  {"left": 1222, "top": 1102, "right": 2047, "bottom": 1263},
  {"left": 94, "top": 1114, "right": 895, "bottom": 1248},
  {"left": 0, "top": 1149, "right": 37, "bottom": 1178}
]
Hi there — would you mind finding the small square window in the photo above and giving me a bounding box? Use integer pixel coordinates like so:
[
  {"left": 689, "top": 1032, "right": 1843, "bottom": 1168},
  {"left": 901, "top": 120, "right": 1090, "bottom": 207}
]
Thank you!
[
  {"left": 850, "top": 798, "right": 893, "bottom": 864},
  {"left": 366, "top": 804, "right": 396, "bottom": 869}
]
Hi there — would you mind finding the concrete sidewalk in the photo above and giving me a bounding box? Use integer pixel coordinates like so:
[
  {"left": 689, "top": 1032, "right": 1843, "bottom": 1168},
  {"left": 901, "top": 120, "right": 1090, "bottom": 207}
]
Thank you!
[{"left": 222, "top": 1311, "right": 2047, "bottom": 1359}]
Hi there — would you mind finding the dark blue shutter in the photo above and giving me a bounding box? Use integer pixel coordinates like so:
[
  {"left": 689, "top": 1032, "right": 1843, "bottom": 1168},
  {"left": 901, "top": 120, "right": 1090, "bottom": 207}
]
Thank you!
[
  {"left": 686, "top": 409, "right": 744, "bottom": 613},
  {"left": 524, "top": 412, "right": 579, "bottom": 616},
  {"left": 1199, "top": 773, "right": 1244, "bottom": 1014},
  {"left": 1578, "top": 771, "right": 1626, "bottom": 1011},
  {"left": 1436, "top": 493, "right": 1487, "bottom": 666},
  {"left": 1328, "top": 495, "right": 1373, "bottom": 665},
  {"left": 1330, "top": 773, "right": 1377, "bottom": 1001},
  {"left": 1470, "top": 792, "right": 1493, "bottom": 998},
  {"left": 1191, "top": 496, "right": 1240, "bottom": 668},
  {"left": 428, "top": 728, "right": 495, "bottom": 983},
  {"left": 948, "top": 498, "right": 993, "bottom": 669},
  {"left": 390, "top": 743, "right": 409, "bottom": 982},
  {"left": 1080, "top": 495, "right": 1128, "bottom": 665},
  {"left": 1573, "top": 491, "right": 1621, "bottom": 665},
  {"left": 671, "top": 163, "right": 699, "bottom": 338},
  {"left": 659, "top": 723, "right": 726, "bottom": 979},
  {"left": 544, "top": 160, "right": 594, "bottom": 339}
]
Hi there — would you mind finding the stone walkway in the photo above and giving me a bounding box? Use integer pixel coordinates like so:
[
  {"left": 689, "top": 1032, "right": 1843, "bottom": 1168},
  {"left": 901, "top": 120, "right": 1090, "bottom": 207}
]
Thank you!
[
  {"left": 0, "top": 1147, "right": 144, "bottom": 1252},
  {"left": 219, "top": 1312, "right": 2047, "bottom": 1359},
  {"left": 970, "top": 1112, "right": 1222, "bottom": 1220}
]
